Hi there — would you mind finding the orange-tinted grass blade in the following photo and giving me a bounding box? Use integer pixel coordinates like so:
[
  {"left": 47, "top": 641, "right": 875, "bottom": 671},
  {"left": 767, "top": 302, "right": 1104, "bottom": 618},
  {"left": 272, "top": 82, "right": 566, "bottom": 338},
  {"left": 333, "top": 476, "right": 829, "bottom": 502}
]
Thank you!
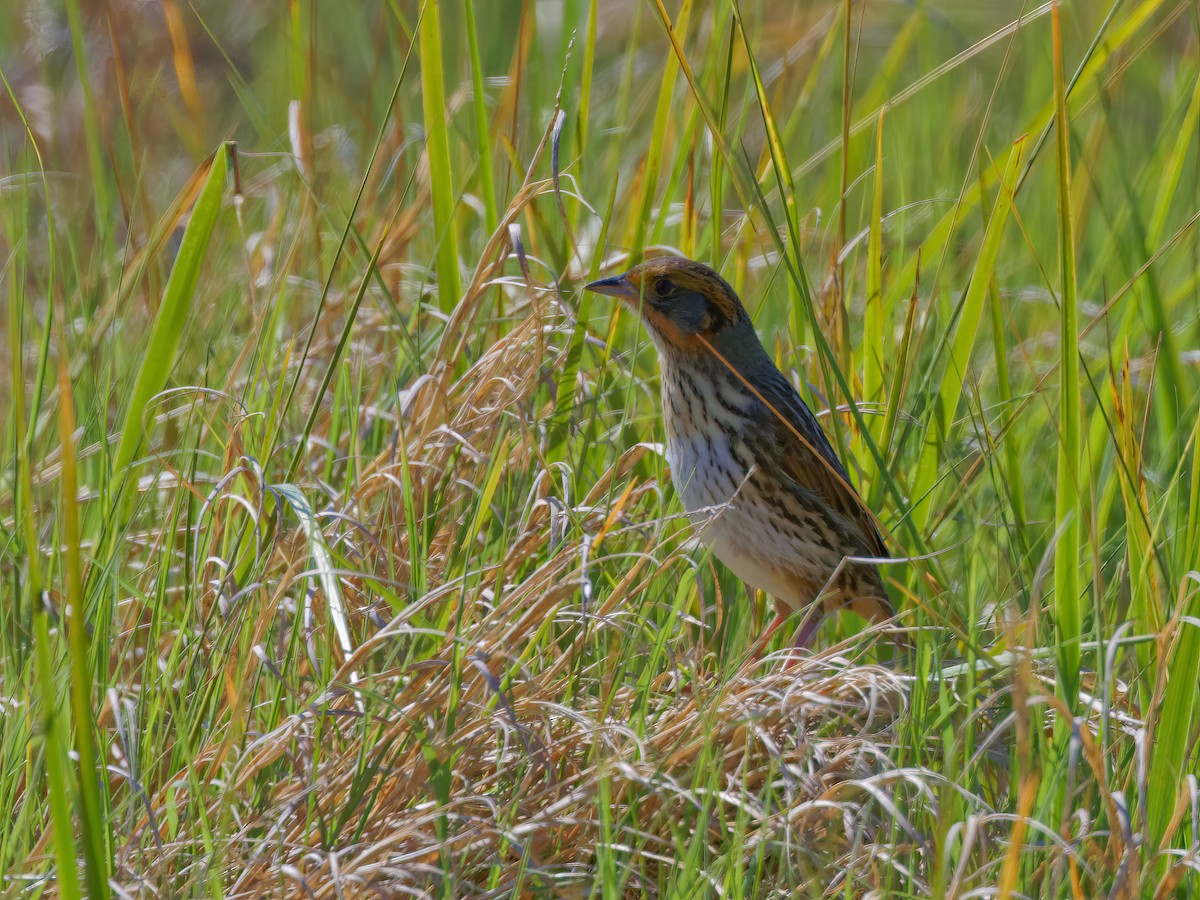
[{"left": 750, "top": 611, "right": 790, "bottom": 661}]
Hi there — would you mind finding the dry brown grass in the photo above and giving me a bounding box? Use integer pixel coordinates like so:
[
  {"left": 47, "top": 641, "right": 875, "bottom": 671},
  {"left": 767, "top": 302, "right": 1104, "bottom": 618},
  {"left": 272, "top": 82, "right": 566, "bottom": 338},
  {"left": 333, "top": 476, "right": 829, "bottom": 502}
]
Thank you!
[{"left": 93, "top": 197, "right": 909, "bottom": 897}]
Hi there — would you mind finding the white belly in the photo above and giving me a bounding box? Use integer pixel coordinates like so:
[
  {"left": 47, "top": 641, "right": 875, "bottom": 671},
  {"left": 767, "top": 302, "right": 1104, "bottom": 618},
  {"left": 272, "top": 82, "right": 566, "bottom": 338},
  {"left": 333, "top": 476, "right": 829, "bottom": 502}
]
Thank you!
[{"left": 666, "top": 430, "right": 800, "bottom": 603}]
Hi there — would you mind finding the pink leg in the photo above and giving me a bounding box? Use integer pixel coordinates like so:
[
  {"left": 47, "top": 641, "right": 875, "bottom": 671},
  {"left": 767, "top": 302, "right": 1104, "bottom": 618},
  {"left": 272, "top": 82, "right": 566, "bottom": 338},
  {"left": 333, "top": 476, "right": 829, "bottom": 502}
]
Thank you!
[
  {"left": 782, "top": 606, "right": 829, "bottom": 668},
  {"left": 791, "top": 614, "right": 824, "bottom": 651}
]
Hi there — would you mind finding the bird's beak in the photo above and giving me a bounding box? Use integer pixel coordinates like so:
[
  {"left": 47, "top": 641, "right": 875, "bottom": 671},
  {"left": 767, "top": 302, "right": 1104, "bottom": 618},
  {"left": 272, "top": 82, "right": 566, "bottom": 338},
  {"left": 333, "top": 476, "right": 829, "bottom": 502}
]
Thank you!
[{"left": 583, "top": 273, "right": 638, "bottom": 301}]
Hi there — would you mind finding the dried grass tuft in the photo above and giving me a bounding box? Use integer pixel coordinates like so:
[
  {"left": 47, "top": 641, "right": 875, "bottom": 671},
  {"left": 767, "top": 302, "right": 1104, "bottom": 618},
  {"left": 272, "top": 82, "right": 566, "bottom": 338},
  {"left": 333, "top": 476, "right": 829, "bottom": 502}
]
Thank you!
[{"left": 109, "top": 199, "right": 911, "bottom": 897}]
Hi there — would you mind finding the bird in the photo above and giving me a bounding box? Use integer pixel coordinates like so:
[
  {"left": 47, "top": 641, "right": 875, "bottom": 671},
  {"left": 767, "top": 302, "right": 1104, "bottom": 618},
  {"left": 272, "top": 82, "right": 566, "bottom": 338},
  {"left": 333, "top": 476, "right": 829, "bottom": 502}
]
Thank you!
[{"left": 584, "top": 255, "right": 897, "bottom": 653}]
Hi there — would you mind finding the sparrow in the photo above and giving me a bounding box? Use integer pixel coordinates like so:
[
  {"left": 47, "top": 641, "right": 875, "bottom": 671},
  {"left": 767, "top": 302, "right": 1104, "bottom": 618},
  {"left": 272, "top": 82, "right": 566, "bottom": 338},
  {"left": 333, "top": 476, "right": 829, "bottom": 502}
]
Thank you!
[{"left": 585, "top": 256, "right": 896, "bottom": 651}]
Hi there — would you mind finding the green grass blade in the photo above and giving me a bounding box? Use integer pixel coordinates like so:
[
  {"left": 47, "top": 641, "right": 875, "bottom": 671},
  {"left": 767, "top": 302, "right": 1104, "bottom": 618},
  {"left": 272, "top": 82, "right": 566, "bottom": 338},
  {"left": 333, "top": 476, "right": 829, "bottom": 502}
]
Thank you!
[
  {"left": 33, "top": 602, "right": 81, "bottom": 900},
  {"left": 419, "top": 0, "right": 462, "bottom": 311},
  {"left": 578, "top": 0, "right": 598, "bottom": 156},
  {"left": 1112, "top": 350, "right": 1164, "bottom": 650},
  {"left": 8, "top": 234, "right": 40, "bottom": 637},
  {"left": 55, "top": 328, "right": 110, "bottom": 899},
  {"left": 109, "top": 143, "right": 231, "bottom": 521},
  {"left": 864, "top": 108, "right": 885, "bottom": 418},
  {"left": 464, "top": 0, "right": 498, "bottom": 236},
  {"left": 1146, "top": 413, "right": 1200, "bottom": 850},
  {"left": 1051, "top": 7, "right": 1083, "bottom": 709}
]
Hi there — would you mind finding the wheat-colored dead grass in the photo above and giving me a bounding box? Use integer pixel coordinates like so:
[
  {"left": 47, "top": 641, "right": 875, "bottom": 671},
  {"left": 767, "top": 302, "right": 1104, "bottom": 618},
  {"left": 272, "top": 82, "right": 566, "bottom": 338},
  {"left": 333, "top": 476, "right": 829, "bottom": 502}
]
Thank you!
[{"left": 101, "top": 203, "right": 912, "bottom": 897}]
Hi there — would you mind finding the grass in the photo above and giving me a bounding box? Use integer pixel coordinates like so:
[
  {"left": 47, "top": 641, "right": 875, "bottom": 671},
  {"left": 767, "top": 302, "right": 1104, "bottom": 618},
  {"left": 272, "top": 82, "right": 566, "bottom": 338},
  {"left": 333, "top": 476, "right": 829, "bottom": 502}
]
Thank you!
[{"left": 2, "top": 0, "right": 1200, "bottom": 896}]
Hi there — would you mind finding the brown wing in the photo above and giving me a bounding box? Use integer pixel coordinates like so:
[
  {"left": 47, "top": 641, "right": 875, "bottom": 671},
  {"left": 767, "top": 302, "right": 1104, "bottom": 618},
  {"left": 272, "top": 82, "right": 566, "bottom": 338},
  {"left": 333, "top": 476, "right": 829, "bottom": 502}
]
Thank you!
[{"left": 753, "top": 369, "right": 888, "bottom": 560}]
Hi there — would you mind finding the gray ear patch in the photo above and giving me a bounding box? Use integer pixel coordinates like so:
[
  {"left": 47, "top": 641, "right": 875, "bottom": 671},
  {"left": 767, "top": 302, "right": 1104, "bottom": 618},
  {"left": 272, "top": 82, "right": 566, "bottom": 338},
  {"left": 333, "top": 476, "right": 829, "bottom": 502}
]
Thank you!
[{"left": 668, "top": 288, "right": 715, "bottom": 335}]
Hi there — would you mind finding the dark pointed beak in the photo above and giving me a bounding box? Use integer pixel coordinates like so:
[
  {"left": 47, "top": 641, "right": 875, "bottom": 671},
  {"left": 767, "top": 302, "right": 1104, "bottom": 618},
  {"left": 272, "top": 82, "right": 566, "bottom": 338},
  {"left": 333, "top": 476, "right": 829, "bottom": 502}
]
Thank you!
[{"left": 583, "top": 273, "right": 638, "bottom": 300}]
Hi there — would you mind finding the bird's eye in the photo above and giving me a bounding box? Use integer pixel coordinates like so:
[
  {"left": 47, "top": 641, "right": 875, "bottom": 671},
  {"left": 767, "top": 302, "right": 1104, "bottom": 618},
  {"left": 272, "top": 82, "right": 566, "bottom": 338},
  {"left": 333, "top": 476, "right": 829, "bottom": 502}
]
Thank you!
[{"left": 653, "top": 278, "right": 672, "bottom": 299}]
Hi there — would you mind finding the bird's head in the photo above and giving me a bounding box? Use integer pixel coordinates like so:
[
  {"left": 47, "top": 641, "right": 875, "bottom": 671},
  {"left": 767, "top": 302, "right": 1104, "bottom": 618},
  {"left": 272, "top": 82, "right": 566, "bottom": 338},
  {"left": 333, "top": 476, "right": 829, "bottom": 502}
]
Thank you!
[{"left": 584, "top": 257, "right": 755, "bottom": 359}]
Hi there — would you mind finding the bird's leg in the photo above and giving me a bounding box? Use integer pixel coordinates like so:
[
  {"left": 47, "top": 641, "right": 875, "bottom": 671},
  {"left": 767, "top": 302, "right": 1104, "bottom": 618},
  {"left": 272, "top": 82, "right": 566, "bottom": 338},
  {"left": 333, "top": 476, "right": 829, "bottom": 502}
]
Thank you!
[
  {"left": 781, "top": 603, "right": 830, "bottom": 668},
  {"left": 789, "top": 614, "right": 824, "bottom": 652}
]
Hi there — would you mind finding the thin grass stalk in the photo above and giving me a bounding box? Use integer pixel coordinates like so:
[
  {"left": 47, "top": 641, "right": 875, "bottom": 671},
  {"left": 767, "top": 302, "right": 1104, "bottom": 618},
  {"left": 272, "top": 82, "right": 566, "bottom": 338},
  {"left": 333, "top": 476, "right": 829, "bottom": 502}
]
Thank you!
[
  {"left": 578, "top": 0, "right": 597, "bottom": 157},
  {"left": 1051, "top": 5, "right": 1083, "bottom": 711},
  {"left": 419, "top": 0, "right": 462, "bottom": 310},
  {"left": 283, "top": 153, "right": 414, "bottom": 487},
  {"left": 7, "top": 234, "right": 39, "bottom": 639},
  {"left": 781, "top": 9, "right": 840, "bottom": 152},
  {"left": 104, "top": 5, "right": 156, "bottom": 239},
  {"left": 33, "top": 603, "right": 81, "bottom": 900},
  {"left": 55, "top": 325, "right": 110, "bottom": 899},
  {"left": 1147, "top": 67, "right": 1200, "bottom": 248},
  {"left": 680, "top": 145, "right": 696, "bottom": 257},
  {"left": 836, "top": 0, "right": 858, "bottom": 373},
  {"left": 0, "top": 83, "right": 55, "bottom": 633},
  {"left": 276, "top": 38, "right": 419, "bottom": 483},
  {"left": 872, "top": 269, "right": 919, "bottom": 512},
  {"left": 1189, "top": 413, "right": 1200, "bottom": 576},
  {"left": 708, "top": 19, "right": 733, "bottom": 266},
  {"left": 1113, "top": 348, "right": 1164, "bottom": 660},
  {"left": 864, "top": 108, "right": 885, "bottom": 424},
  {"left": 464, "top": 0, "right": 498, "bottom": 235}
]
